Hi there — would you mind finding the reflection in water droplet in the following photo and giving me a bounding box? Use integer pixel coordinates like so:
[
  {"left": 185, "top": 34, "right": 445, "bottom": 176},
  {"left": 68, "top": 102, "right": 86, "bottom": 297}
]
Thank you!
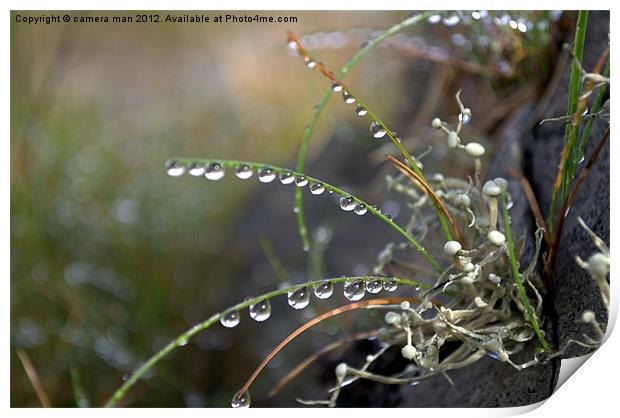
[
  {"left": 391, "top": 132, "right": 401, "bottom": 143},
  {"left": 165, "top": 160, "right": 185, "bottom": 177},
  {"left": 279, "top": 172, "right": 295, "bottom": 184},
  {"left": 342, "top": 91, "right": 356, "bottom": 104},
  {"left": 304, "top": 57, "right": 317, "bottom": 68},
  {"left": 428, "top": 14, "right": 441, "bottom": 24},
  {"left": 258, "top": 167, "right": 276, "bottom": 183},
  {"left": 370, "top": 122, "right": 387, "bottom": 139},
  {"left": 331, "top": 82, "right": 343, "bottom": 92},
  {"left": 459, "top": 113, "right": 471, "bottom": 125},
  {"left": 287, "top": 287, "right": 310, "bottom": 310},
  {"left": 249, "top": 299, "right": 271, "bottom": 321},
  {"left": 344, "top": 280, "right": 366, "bottom": 301},
  {"left": 313, "top": 281, "right": 334, "bottom": 299},
  {"left": 220, "top": 310, "right": 241, "bottom": 328},
  {"left": 188, "top": 162, "right": 206, "bottom": 176},
  {"left": 354, "top": 204, "right": 368, "bottom": 216},
  {"left": 366, "top": 279, "right": 383, "bottom": 294},
  {"left": 231, "top": 390, "right": 251, "bottom": 408},
  {"left": 205, "top": 162, "right": 225, "bottom": 180},
  {"left": 383, "top": 279, "right": 398, "bottom": 292},
  {"left": 295, "top": 176, "right": 309, "bottom": 187},
  {"left": 235, "top": 165, "right": 253, "bottom": 180},
  {"left": 310, "top": 183, "right": 325, "bottom": 195},
  {"left": 355, "top": 105, "right": 368, "bottom": 116},
  {"left": 340, "top": 197, "right": 356, "bottom": 211},
  {"left": 176, "top": 336, "right": 189, "bottom": 347},
  {"left": 443, "top": 15, "right": 460, "bottom": 26}
]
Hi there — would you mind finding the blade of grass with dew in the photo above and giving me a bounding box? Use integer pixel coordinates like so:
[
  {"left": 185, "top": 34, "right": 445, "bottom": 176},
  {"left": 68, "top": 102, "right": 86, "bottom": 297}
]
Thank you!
[
  {"left": 293, "top": 11, "right": 442, "bottom": 251},
  {"left": 169, "top": 158, "right": 442, "bottom": 272},
  {"left": 289, "top": 24, "right": 453, "bottom": 243},
  {"left": 575, "top": 60, "right": 609, "bottom": 164},
  {"left": 501, "top": 191, "right": 551, "bottom": 352},
  {"left": 104, "top": 275, "right": 428, "bottom": 407},
  {"left": 548, "top": 10, "right": 589, "bottom": 233}
]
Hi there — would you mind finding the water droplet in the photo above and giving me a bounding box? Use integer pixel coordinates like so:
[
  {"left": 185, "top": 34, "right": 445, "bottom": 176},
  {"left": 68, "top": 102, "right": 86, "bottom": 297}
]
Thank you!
[
  {"left": 443, "top": 15, "right": 460, "bottom": 26},
  {"left": 331, "top": 82, "right": 343, "bottom": 92},
  {"left": 231, "top": 390, "right": 251, "bottom": 408},
  {"left": 258, "top": 167, "right": 276, "bottom": 183},
  {"left": 287, "top": 287, "right": 310, "bottom": 310},
  {"left": 339, "top": 196, "right": 356, "bottom": 211},
  {"left": 366, "top": 279, "right": 383, "bottom": 294},
  {"left": 176, "top": 336, "right": 189, "bottom": 347},
  {"left": 344, "top": 280, "right": 366, "bottom": 301},
  {"left": 287, "top": 40, "right": 297, "bottom": 50},
  {"left": 342, "top": 91, "right": 356, "bottom": 104},
  {"left": 391, "top": 132, "right": 401, "bottom": 143},
  {"left": 310, "top": 183, "right": 325, "bottom": 195},
  {"left": 188, "top": 161, "right": 206, "bottom": 176},
  {"left": 313, "top": 281, "right": 334, "bottom": 299},
  {"left": 203, "top": 162, "right": 225, "bottom": 180},
  {"left": 279, "top": 172, "right": 295, "bottom": 184},
  {"left": 249, "top": 299, "right": 271, "bottom": 321},
  {"left": 235, "top": 165, "right": 253, "bottom": 180},
  {"left": 383, "top": 279, "right": 398, "bottom": 292},
  {"left": 295, "top": 176, "right": 309, "bottom": 187},
  {"left": 370, "top": 121, "right": 387, "bottom": 139},
  {"left": 355, "top": 105, "right": 368, "bottom": 116},
  {"left": 353, "top": 203, "right": 367, "bottom": 216},
  {"left": 122, "top": 374, "right": 129, "bottom": 382},
  {"left": 165, "top": 160, "right": 185, "bottom": 177},
  {"left": 428, "top": 14, "right": 441, "bottom": 24},
  {"left": 220, "top": 310, "right": 241, "bottom": 328},
  {"left": 459, "top": 112, "right": 471, "bottom": 125},
  {"left": 304, "top": 57, "right": 317, "bottom": 68}
]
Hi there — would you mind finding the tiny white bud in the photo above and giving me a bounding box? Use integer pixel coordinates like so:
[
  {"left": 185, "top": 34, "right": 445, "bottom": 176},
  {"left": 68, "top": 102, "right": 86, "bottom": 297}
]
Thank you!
[
  {"left": 431, "top": 173, "right": 445, "bottom": 182},
  {"left": 447, "top": 131, "right": 459, "bottom": 148},
  {"left": 487, "top": 230, "right": 506, "bottom": 246},
  {"left": 482, "top": 180, "right": 501, "bottom": 197},
  {"left": 432, "top": 117, "right": 443, "bottom": 129},
  {"left": 335, "top": 363, "right": 347, "bottom": 379},
  {"left": 443, "top": 241, "right": 462, "bottom": 256},
  {"left": 401, "top": 344, "right": 417, "bottom": 360},
  {"left": 494, "top": 177, "right": 508, "bottom": 192},
  {"left": 582, "top": 310, "right": 596, "bottom": 323},
  {"left": 465, "top": 142, "right": 485, "bottom": 157},
  {"left": 588, "top": 253, "right": 610, "bottom": 277},
  {"left": 463, "top": 262, "right": 475, "bottom": 272},
  {"left": 474, "top": 296, "right": 488, "bottom": 308},
  {"left": 454, "top": 194, "right": 471, "bottom": 207},
  {"left": 366, "top": 355, "right": 374, "bottom": 363},
  {"left": 497, "top": 351, "right": 509, "bottom": 362},
  {"left": 488, "top": 273, "right": 501, "bottom": 284},
  {"left": 385, "top": 311, "right": 401, "bottom": 325},
  {"left": 460, "top": 273, "right": 475, "bottom": 285},
  {"left": 462, "top": 108, "right": 472, "bottom": 117},
  {"left": 400, "top": 301, "right": 411, "bottom": 310}
]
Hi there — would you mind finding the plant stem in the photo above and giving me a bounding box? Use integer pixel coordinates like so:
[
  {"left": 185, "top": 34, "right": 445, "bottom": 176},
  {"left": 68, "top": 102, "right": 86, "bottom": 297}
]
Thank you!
[
  {"left": 293, "top": 11, "right": 441, "bottom": 251},
  {"left": 104, "top": 275, "right": 427, "bottom": 407},
  {"left": 548, "top": 10, "right": 588, "bottom": 233},
  {"left": 501, "top": 192, "right": 551, "bottom": 352},
  {"left": 171, "top": 158, "right": 442, "bottom": 272}
]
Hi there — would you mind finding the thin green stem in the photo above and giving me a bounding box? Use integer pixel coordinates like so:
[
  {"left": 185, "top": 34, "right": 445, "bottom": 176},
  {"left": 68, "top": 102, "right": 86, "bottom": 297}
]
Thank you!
[
  {"left": 575, "top": 61, "right": 609, "bottom": 163},
  {"left": 549, "top": 10, "right": 588, "bottom": 233},
  {"left": 501, "top": 191, "right": 551, "bottom": 352},
  {"left": 169, "top": 158, "right": 442, "bottom": 273},
  {"left": 104, "top": 275, "right": 428, "bottom": 407},
  {"left": 294, "top": 11, "right": 441, "bottom": 250}
]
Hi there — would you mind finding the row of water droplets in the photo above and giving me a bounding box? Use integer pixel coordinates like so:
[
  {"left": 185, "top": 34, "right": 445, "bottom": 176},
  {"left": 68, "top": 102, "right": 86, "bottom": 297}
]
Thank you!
[
  {"left": 219, "top": 278, "right": 400, "bottom": 330},
  {"left": 288, "top": 39, "right": 402, "bottom": 145},
  {"left": 165, "top": 160, "right": 395, "bottom": 219}
]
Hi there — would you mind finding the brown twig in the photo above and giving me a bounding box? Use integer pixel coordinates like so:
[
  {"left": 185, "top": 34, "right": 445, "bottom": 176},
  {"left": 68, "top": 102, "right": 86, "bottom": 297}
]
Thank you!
[
  {"left": 387, "top": 154, "right": 463, "bottom": 244},
  {"left": 507, "top": 166, "right": 552, "bottom": 246},
  {"left": 16, "top": 348, "right": 51, "bottom": 407},
  {"left": 234, "top": 297, "right": 420, "bottom": 402},
  {"left": 544, "top": 127, "right": 610, "bottom": 279},
  {"left": 268, "top": 330, "right": 379, "bottom": 397}
]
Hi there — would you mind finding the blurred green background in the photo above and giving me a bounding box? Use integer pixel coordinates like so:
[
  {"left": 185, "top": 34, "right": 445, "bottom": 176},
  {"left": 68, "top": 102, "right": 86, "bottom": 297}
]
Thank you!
[{"left": 11, "top": 10, "right": 559, "bottom": 407}]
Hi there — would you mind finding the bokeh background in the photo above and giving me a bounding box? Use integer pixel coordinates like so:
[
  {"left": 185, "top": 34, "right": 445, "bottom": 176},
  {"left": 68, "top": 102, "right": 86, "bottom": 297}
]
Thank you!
[{"left": 11, "top": 10, "right": 569, "bottom": 407}]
